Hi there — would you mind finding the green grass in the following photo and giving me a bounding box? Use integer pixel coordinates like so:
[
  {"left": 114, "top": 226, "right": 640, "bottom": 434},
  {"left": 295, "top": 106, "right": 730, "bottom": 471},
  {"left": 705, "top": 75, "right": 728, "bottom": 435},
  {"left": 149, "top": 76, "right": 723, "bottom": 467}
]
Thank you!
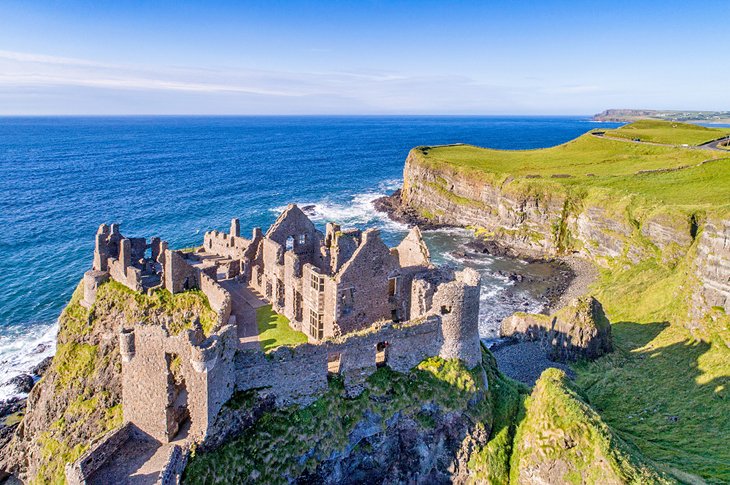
[
  {"left": 510, "top": 368, "right": 672, "bottom": 484},
  {"left": 415, "top": 122, "right": 730, "bottom": 211},
  {"left": 602, "top": 120, "right": 730, "bottom": 146},
  {"left": 574, "top": 259, "right": 730, "bottom": 484},
  {"left": 184, "top": 357, "right": 489, "bottom": 484},
  {"left": 256, "top": 305, "right": 307, "bottom": 352}
]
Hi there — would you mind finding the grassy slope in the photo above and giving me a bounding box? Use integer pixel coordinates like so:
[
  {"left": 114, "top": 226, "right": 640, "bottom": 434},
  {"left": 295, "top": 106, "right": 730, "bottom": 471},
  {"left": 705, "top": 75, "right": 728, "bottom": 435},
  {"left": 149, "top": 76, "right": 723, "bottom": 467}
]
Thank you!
[
  {"left": 576, "top": 259, "right": 730, "bottom": 484},
  {"left": 416, "top": 121, "right": 730, "bottom": 482},
  {"left": 256, "top": 305, "right": 308, "bottom": 352},
  {"left": 602, "top": 120, "right": 730, "bottom": 146},
  {"left": 510, "top": 368, "right": 672, "bottom": 484},
  {"left": 184, "top": 357, "right": 489, "bottom": 484}
]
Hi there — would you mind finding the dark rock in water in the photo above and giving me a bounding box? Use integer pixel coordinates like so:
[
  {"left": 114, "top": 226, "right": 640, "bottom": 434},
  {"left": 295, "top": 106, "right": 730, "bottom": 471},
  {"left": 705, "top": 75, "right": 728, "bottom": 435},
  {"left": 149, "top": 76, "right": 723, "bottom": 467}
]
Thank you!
[
  {"left": 373, "top": 190, "right": 448, "bottom": 230},
  {"left": 30, "top": 343, "right": 50, "bottom": 354},
  {"left": 0, "top": 396, "right": 26, "bottom": 419},
  {"left": 6, "top": 374, "right": 34, "bottom": 394},
  {"left": 31, "top": 357, "right": 53, "bottom": 378},
  {"left": 301, "top": 205, "right": 317, "bottom": 216}
]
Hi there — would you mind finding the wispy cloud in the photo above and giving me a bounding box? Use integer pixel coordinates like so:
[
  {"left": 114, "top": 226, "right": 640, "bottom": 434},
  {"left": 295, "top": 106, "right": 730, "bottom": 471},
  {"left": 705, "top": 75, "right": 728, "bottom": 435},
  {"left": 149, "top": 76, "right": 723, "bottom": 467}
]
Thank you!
[{"left": 0, "top": 49, "right": 602, "bottom": 114}]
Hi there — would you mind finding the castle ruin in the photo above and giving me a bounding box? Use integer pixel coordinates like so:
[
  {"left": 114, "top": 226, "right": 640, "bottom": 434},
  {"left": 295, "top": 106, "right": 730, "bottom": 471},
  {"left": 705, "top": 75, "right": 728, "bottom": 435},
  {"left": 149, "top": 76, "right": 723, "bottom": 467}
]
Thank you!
[{"left": 66, "top": 204, "right": 482, "bottom": 484}]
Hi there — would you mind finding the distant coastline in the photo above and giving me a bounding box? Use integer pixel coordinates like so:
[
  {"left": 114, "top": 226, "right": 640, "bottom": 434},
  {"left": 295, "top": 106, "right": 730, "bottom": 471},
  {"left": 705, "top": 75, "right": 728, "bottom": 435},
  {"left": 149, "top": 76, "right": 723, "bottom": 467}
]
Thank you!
[{"left": 593, "top": 108, "right": 730, "bottom": 124}]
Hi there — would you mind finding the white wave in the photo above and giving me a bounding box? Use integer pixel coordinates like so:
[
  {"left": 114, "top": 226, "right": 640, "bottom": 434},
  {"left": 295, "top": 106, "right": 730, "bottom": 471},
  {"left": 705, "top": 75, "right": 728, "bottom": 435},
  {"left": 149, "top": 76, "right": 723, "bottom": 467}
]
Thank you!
[
  {"left": 0, "top": 321, "right": 58, "bottom": 401},
  {"left": 270, "top": 181, "right": 407, "bottom": 233}
]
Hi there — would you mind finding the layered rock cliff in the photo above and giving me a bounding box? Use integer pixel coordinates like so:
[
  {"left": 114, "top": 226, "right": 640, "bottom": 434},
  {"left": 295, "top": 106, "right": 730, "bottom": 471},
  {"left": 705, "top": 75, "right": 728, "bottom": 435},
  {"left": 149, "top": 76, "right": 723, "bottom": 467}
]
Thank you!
[{"left": 398, "top": 148, "right": 730, "bottom": 341}]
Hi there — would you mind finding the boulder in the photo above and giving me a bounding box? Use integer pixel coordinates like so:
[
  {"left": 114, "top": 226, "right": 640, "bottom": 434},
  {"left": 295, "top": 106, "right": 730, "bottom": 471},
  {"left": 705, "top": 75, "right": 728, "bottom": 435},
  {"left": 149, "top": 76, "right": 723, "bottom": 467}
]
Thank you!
[
  {"left": 500, "top": 296, "right": 612, "bottom": 362},
  {"left": 5, "top": 374, "right": 35, "bottom": 395}
]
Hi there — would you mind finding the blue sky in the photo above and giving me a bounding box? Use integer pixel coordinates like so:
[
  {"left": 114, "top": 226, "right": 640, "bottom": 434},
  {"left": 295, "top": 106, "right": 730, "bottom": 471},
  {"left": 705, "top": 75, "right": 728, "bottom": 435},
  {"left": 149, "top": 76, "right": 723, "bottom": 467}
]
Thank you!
[{"left": 0, "top": 0, "right": 728, "bottom": 115}]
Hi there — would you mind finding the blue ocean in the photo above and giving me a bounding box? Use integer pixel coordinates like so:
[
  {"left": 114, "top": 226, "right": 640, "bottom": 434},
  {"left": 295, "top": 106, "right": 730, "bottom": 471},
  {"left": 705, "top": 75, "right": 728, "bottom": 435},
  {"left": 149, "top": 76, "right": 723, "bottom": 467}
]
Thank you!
[{"left": 0, "top": 116, "right": 619, "bottom": 399}]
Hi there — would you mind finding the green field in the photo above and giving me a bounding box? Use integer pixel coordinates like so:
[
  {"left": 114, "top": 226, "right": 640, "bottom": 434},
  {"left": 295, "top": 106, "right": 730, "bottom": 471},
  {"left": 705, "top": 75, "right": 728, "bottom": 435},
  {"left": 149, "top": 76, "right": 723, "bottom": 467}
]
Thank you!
[
  {"left": 256, "top": 305, "right": 308, "bottom": 352},
  {"left": 417, "top": 121, "right": 730, "bottom": 210},
  {"left": 601, "top": 119, "right": 730, "bottom": 146}
]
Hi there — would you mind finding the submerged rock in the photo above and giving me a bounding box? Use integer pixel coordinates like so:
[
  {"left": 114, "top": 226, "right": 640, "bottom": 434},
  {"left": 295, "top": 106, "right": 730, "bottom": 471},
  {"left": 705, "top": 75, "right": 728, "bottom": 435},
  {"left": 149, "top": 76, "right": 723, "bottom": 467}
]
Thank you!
[{"left": 500, "top": 295, "right": 612, "bottom": 362}]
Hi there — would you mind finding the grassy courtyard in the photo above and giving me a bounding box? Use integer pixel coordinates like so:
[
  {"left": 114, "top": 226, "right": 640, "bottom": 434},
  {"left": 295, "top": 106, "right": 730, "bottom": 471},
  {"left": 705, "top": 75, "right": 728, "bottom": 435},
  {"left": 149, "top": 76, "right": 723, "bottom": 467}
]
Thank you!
[{"left": 256, "top": 304, "right": 308, "bottom": 352}]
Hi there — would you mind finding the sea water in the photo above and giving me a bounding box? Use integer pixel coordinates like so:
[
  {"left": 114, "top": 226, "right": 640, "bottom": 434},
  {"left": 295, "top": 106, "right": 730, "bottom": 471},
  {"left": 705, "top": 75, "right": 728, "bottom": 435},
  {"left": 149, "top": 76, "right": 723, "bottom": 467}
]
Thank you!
[{"left": 0, "top": 116, "right": 620, "bottom": 400}]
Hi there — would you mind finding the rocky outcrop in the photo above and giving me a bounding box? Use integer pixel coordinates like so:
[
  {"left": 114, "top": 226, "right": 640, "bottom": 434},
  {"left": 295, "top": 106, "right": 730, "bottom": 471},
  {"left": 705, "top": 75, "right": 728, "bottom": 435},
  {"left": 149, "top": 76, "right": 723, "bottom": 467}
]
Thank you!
[{"left": 500, "top": 296, "right": 612, "bottom": 362}]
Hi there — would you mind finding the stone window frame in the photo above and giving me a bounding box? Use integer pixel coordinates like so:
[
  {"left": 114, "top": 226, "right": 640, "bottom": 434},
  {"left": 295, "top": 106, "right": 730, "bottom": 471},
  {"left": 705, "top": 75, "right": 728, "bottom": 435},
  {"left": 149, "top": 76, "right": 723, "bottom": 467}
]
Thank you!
[
  {"left": 387, "top": 276, "right": 400, "bottom": 297},
  {"left": 309, "top": 308, "right": 324, "bottom": 339},
  {"left": 375, "top": 341, "right": 388, "bottom": 368},
  {"left": 338, "top": 286, "right": 356, "bottom": 316},
  {"left": 285, "top": 236, "right": 295, "bottom": 251},
  {"left": 298, "top": 233, "right": 307, "bottom": 246}
]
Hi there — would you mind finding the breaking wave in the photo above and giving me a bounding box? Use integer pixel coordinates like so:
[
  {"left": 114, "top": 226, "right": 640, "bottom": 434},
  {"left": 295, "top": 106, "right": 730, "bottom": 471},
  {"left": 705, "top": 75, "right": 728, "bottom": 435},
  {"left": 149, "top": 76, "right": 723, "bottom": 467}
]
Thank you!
[{"left": 0, "top": 321, "right": 57, "bottom": 401}]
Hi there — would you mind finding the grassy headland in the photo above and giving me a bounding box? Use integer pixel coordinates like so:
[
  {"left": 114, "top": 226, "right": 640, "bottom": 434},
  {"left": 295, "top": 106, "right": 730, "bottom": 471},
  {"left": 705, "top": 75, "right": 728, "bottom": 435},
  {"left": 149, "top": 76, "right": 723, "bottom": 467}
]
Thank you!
[{"left": 415, "top": 120, "right": 730, "bottom": 211}]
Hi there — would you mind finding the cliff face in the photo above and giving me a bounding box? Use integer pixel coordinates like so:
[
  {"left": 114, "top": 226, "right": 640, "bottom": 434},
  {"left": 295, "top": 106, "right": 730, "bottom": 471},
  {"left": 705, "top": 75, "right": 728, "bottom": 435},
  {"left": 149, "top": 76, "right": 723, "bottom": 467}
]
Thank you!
[{"left": 400, "top": 150, "right": 730, "bottom": 339}]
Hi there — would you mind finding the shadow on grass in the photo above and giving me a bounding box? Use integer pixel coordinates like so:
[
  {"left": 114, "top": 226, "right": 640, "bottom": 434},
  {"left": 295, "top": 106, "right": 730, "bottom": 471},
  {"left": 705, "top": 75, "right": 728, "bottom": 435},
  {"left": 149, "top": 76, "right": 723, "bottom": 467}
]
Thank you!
[
  {"left": 255, "top": 304, "right": 307, "bottom": 352},
  {"left": 574, "top": 320, "right": 729, "bottom": 483}
]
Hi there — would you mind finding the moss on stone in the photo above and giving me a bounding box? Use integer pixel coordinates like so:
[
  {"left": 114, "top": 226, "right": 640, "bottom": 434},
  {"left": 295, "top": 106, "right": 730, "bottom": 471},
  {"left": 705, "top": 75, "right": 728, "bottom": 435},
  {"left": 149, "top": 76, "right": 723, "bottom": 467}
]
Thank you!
[{"left": 183, "top": 357, "right": 489, "bottom": 484}]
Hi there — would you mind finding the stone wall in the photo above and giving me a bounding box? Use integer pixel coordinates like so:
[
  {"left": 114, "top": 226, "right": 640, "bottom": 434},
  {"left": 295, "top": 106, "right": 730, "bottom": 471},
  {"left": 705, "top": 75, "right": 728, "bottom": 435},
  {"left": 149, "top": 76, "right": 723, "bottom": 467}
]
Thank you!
[
  {"left": 164, "top": 249, "right": 200, "bottom": 294},
  {"left": 120, "top": 323, "right": 237, "bottom": 443},
  {"left": 234, "top": 316, "right": 445, "bottom": 406},
  {"left": 203, "top": 222, "right": 261, "bottom": 262},
  {"left": 199, "top": 272, "right": 232, "bottom": 328},
  {"left": 159, "top": 445, "right": 189, "bottom": 485},
  {"left": 64, "top": 423, "right": 133, "bottom": 485}
]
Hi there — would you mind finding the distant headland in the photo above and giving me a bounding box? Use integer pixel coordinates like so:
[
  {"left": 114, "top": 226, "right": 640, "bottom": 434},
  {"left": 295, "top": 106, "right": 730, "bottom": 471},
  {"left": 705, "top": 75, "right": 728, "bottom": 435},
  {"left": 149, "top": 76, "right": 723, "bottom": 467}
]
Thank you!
[{"left": 593, "top": 108, "right": 730, "bottom": 123}]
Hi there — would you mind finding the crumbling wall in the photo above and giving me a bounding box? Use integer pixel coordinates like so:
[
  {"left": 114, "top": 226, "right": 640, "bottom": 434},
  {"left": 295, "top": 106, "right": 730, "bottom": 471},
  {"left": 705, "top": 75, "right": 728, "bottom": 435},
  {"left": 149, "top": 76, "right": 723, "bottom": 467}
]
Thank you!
[
  {"left": 395, "top": 226, "right": 431, "bottom": 268},
  {"left": 334, "top": 229, "right": 400, "bottom": 334},
  {"left": 234, "top": 316, "right": 444, "bottom": 406},
  {"left": 199, "top": 272, "right": 232, "bottom": 328},
  {"left": 164, "top": 249, "right": 200, "bottom": 294},
  {"left": 64, "top": 423, "right": 134, "bottom": 485},
  {"left": 119, "top": 324, "right": 237, "bottom": 443}
]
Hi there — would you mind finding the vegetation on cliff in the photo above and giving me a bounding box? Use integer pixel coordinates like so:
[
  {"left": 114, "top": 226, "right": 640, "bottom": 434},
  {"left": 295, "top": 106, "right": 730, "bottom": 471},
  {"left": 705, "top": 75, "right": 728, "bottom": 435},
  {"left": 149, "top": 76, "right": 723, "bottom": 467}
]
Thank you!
[
  {"left": 3, "top": 280, "right": 217, "bottom": 484},
  {"left": 510, "top": 368, "right": 671, "bottom": 484},
  {"left": 577, "top": 259, "right": 730, "bottom": 483},
  {"left": 185, "top": 356, "right": 491, "bottom": 483}
]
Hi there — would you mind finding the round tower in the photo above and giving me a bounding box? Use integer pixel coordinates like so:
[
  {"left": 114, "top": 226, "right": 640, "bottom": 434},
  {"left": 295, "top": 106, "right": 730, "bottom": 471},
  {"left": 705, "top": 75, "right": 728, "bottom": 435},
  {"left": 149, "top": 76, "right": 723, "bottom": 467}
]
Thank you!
[
  {"left": 82, "top": 270, "right": 109, "bottom": 308},
  {"left": 119, "top": 328, "right": 136, "bottom": 363},
  {"left": 434, "top": 268, "right": 482, "bottom": 368}
]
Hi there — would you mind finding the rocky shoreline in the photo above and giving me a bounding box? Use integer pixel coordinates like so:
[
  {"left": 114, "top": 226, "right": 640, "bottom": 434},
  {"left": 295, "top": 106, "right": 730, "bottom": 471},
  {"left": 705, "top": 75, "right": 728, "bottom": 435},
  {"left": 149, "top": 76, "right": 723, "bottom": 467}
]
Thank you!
[{"left": 374, "top": 190, "right": 598, "bottom": 385}]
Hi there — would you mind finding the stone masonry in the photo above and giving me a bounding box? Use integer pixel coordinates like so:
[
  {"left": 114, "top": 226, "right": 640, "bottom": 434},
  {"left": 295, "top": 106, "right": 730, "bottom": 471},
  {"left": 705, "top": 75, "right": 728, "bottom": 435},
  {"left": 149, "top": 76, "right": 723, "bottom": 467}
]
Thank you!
[{"left": 68, "top": 205, "right": 483, "bottom": 483}]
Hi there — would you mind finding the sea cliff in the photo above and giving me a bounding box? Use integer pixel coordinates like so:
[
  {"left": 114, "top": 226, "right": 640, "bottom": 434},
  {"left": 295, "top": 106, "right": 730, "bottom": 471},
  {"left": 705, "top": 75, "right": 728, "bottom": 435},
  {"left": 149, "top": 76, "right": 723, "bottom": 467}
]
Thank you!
[{"left": 395, "top": 143, "right": 730, "bottom": 340}]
